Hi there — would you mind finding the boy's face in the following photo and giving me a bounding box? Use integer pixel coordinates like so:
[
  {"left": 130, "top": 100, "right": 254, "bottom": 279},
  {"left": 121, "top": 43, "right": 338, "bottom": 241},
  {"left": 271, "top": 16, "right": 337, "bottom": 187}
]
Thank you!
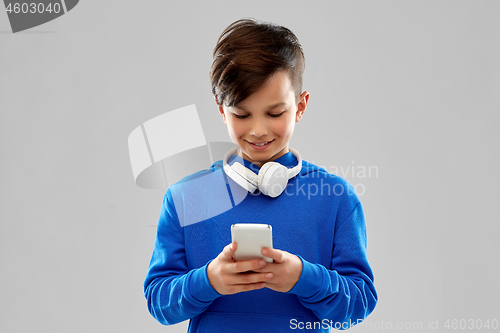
[{"left": 217, "top": 70, "right": 309, "bottom": 168}]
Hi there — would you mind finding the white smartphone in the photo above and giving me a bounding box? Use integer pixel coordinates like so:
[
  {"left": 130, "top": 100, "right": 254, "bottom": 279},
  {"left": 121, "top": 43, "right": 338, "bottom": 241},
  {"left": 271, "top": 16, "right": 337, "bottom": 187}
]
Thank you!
[{"left": 231, "top": 223, "right": 273, "bottom": 263}]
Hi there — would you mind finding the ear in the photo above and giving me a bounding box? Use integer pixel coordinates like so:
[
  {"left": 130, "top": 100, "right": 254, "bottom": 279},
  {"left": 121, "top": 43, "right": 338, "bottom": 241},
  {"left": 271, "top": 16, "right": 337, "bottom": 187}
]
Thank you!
[
  {"left": 295, "top": 91, "right": 310, "bottom": 122},
  {"left": 215, "top": 97, "right": 227, "bottom": 125}
]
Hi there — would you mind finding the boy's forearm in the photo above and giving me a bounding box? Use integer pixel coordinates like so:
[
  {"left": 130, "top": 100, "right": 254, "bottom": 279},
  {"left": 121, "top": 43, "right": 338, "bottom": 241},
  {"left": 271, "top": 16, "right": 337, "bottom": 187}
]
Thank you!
[
  {"left": 144, "top": 262, "right": 220, "bottom": 325},
  {"left": 286, "top": 256, "right": 377, "bottom": 327}
]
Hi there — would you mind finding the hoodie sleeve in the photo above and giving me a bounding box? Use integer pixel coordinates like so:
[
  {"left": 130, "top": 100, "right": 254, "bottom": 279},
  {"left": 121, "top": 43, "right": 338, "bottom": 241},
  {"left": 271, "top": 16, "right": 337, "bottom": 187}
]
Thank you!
[
  {"left": 286, "top": 199, "right": 378, "bottom": 329},
  {"left": 143, "top": 189, "right": 221, "bottom": 325}
]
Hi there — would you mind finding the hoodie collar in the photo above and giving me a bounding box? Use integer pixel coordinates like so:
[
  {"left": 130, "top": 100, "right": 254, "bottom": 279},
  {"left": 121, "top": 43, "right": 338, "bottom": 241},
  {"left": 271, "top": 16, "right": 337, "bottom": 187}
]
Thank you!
[{"left": 227, "top": 150, "right": 298, "bottom": 174}]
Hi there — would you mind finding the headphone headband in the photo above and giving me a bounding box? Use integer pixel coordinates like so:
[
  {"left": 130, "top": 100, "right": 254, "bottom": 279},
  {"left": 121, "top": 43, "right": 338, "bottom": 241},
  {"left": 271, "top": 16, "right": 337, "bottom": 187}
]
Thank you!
[{"left": 222, "top": 147, "right": 302, "bottom": 197}]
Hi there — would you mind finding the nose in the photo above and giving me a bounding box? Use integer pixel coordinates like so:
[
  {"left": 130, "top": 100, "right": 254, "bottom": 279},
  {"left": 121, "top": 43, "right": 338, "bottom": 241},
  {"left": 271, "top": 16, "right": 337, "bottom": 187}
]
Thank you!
[{"left": 249, "top": 118, "right": 268, "bottom": 137}]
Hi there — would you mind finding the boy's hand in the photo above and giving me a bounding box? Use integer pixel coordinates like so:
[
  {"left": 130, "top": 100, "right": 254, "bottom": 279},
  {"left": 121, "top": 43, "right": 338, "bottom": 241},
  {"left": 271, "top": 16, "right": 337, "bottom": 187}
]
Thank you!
[
  {"left": 253, "top": 247, "right": 303, "bottom": 293},
  {"left": 207, "top": 242, "right": 273, "bottom": 295}
]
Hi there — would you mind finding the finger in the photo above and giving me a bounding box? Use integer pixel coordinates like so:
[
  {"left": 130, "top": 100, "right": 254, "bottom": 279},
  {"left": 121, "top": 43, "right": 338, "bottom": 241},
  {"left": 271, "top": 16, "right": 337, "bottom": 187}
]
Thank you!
[
  {"left": 221, "top": 242, "right": 237, "bottom": 260},
  {"left": 231, "top": 282, "right": 267, "bottom": 294},
  {"left": 261, "top": 248, "right": 284, "bottom": 263},
  {"left": 232, "top": 258, "right": 267, "bottom": 273},
  {"left": 251, "top": 261, "right": 277, "bottom": 272},
  {"left": 230, "top": 271, "right": 273, "bottom": 285}
]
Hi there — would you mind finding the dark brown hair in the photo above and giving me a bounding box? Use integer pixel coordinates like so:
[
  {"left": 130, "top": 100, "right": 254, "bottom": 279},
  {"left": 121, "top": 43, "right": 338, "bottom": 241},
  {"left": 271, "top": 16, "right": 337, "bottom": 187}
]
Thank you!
[{"left": 210, "top": 18, "right": 305, "bottom": 107}]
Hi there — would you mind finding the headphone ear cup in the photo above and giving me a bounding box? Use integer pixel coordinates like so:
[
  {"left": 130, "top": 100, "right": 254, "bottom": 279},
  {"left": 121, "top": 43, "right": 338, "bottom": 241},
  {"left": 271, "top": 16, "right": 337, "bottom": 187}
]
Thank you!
[
  {"left": 231, "top": 162, "right": 259, "bottom": 188},
  {"left": 258, "top": 162, "right": 290, "bottom": 197}
]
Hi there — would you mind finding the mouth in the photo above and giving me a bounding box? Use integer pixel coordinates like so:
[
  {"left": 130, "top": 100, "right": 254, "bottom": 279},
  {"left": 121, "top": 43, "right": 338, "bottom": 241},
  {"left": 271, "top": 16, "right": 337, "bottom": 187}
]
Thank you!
[
  {"left": 247, "top": 140, "right": 274, "bottom": 149},
  {"left": 249, "top": 140, "right": 272, "bottom": 146}
]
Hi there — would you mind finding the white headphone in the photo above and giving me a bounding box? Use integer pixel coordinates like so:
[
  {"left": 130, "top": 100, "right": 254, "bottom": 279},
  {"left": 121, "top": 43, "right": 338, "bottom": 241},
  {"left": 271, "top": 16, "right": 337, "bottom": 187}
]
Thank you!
[{"left": 223, "top": 147, "right": 302, "bottom": 198}]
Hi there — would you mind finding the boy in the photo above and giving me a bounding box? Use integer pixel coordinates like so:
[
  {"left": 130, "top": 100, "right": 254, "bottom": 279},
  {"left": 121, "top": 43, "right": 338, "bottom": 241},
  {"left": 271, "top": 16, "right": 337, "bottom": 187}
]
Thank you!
[{"left": 144, "top": 18, "right": 377, "bottom": 332}]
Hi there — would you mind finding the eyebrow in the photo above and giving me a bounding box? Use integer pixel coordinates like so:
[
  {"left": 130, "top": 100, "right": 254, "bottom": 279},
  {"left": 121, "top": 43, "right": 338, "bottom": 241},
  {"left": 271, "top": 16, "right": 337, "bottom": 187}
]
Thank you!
[{"left": 235, "top": 102, "right": 287, "bottom": 112}]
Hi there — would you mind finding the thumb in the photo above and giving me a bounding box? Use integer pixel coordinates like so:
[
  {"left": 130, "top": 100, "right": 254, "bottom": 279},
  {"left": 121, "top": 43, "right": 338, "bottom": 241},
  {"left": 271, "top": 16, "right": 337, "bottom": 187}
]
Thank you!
[
  {"left": 222, "top": 242, "right": 237, "bottom": 260},
  {"left": 261, "top": 247, "right": 284, "bottom": 263}
]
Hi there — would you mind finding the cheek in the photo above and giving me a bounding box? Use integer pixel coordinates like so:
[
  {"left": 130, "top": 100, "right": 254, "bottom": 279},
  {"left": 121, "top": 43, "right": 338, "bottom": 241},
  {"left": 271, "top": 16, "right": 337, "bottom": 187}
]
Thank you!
[
  {"left": 273, "top": 119, "right": 294, "bottom": 137},
  {"left": 227, "top": 120, "right": 245, "bottom": 137}
]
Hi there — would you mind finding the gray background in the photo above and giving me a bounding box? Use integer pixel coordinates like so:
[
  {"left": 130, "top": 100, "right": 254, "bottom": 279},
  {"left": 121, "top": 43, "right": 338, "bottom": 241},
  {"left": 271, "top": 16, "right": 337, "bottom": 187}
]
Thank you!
[{"left": 1, "top": 1, "right": 499, "bottom": 332}]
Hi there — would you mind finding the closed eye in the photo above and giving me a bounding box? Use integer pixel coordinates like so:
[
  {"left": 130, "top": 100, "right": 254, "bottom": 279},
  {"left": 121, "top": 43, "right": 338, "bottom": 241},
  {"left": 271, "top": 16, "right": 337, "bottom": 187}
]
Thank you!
[
  {"left": 269, "top": 112, "right": 285, "bottom": 118},
  {"left": 234, "top": 114, "right": 249, "bottom": 119},
  {"left": 233, "top": 112, "right": 284, "bottom": 119}
]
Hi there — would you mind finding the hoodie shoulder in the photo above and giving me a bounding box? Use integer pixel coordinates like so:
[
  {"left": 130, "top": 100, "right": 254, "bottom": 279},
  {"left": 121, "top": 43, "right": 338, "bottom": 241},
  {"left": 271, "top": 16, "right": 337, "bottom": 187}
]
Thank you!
[
  {"left": 300, "top": 159, "right": 353, "bottom": 187},
  {"left": 170, "top": 159, "right": 224, "bottom": 187}
]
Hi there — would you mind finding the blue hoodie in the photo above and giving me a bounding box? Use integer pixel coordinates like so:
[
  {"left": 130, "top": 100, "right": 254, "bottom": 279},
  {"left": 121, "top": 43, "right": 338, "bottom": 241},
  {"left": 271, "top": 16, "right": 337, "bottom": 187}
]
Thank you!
[{"left": 144, "top": 151, "right": 377, "bottom": 332}]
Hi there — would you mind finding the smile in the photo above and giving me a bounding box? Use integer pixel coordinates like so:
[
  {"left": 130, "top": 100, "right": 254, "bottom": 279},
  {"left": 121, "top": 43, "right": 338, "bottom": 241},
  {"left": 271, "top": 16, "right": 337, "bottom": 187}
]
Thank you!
[
  {"left": 251, "top": 141, "right": 272, "bottom": 146},
  {"left": 247, "top": 140, "right": 274, "bottom": 150}
]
